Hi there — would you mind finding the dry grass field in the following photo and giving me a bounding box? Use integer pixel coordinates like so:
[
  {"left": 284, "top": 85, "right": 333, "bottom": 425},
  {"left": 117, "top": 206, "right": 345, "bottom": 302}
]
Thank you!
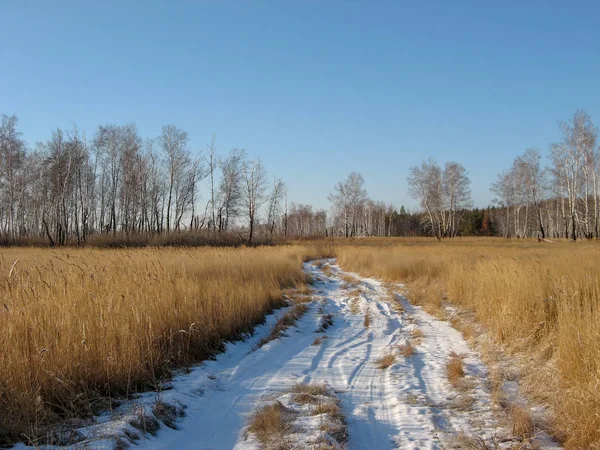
[
  {"left": 0, "top": 244, "right": 330, "bottom": 444},
  {"left": 2, "top": 238, "right": 599, "bottom": 448},
  {"left": 336, "top": 238, "right": 600, "bottom": 449}
]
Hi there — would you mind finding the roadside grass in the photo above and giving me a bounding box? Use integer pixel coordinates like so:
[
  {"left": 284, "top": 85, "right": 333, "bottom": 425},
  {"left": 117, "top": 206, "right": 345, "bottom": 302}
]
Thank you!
[
  {"left": 511, "top": 405, "right": 534, "bottom": 440},
  {"left": 336, "top": 238, "right": 600, "bottom": 448},
  {"left": 257, "top": 302, "right": 310, "bottom": 348},
  {"left": 0, "top": 244, "right": 331, "bottom": 445},
  {"left": 363, "top": 308, "right": 372, "bottom": 328},
  {"left": 340, "top": 273, "right": 359, "bottom": 286}
]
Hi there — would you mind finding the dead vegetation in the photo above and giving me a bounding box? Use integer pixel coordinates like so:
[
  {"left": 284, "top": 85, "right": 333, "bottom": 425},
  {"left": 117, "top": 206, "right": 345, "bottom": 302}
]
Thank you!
[
  {"left": 258, "top": 301, "right": 310, "bottom": 348},
  {"left": 376, "top": 353, "right": 396, "bottom": 369},
  {"left": 290, "top": 382, "right": 330, "bottom": 404},
  {"left": 511, "top": 405, "right": 534, "bottom": 440},
  {"left": 410, "top": 327, "right": 424, "bottom": 345},
  {"left": 129, "top": 407, "right": 160, "bottom": 437},
  {"left": 363, "top": 308, "right": 372, "bottom": 328},
  {"left": 318, "top": 313, "right": 334, "bottom": 332},
  {"left": 446, "top": 353, "right": 469, "bottom": 391},
  {"left": 152, "top": 400, "right": 185, "bottom": 430},
  {"left": 340, "top": 273, "right": 359, "bottom": 286},
  {"left": 398, "top": 341, "right": 414, "bottom": 358},
  {"left": 385, "top": 289, "right": 404, "bottom": 313},
  {"left": 246, "top": 383, "right": 347, "bottom": 449},
  {"left": 312, "top": 336, "right": 327, "bottom": 346},
  {"left": 247, "top": 402, "right": 295, "bottom": 445}
]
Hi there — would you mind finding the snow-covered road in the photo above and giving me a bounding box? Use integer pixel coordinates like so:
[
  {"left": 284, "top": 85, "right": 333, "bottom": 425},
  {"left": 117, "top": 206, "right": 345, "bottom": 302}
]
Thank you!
[{"left": 127, "top": 259, "right": 512, "bottom": 449}]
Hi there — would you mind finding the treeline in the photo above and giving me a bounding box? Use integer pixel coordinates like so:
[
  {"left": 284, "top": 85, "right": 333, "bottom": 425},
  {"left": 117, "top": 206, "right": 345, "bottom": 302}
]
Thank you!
[
  {"left": 0, "top": 116, "right": 292, "bottom": 245},
  {"left": 0, "top": 109, "right": 597, "bottom": 245},
  {"left": 490, "top": 110, "right": 599, "bottom": 239}
]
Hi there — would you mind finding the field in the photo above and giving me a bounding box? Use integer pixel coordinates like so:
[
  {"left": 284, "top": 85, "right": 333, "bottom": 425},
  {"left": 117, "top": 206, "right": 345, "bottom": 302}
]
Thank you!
[{"left": 1, "top": 238, "right": 599, "bottom": 449}]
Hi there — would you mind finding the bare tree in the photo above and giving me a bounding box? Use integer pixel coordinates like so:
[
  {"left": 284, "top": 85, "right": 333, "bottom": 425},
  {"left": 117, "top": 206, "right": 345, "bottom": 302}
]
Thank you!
[
  {"left": 407, "top": 159, "right": 444, "bottom": 240},
  {"left": 266, "top": 177, "right": 285, "bottom": 241},
  {"left": 491, "top": 169, "right": 518, "bottom": 238},
  {"left": 328, "top": 171, "right": 368, "bottom": 237},
  {"left": 242, "top": 158, "right": 268, "bottom": 244},
  {"left": 513, "top": 148, "right": 547, "bottom": 238},
  {"left": 408, "top": 159, "right": 471, "bottom": 239},
  {"left": 550, "top": 110, "right": 597, "bottom": 240},
  {"left": 160, "top": 125, "right": 190, "bottom": 233},
  {"left": 217, "top": 148, "right": 246, "bottom": 232},
  {"left": 0, "top": 115, "right": 26, "bottom": 240},
  {"left": 443, "top": 162, "right": 471, "bottom": 237},
  {"left": 205, "top": 134, "right": 218, "bottom": 232}
]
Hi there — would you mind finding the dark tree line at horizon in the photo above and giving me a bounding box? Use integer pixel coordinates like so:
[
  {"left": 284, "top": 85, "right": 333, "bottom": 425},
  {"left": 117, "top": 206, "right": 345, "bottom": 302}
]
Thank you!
[{"left": 0, "top": 110, "right": 597, "bottom": 246}]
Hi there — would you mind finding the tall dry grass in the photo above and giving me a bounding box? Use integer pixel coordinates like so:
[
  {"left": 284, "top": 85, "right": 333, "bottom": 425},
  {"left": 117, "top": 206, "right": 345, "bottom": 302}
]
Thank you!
[
  {"left": 0, "top": 244, "right": 330, "bottom": 444},
  {"left": 336, "top": 238, "right": 600, "bottom": 449}
]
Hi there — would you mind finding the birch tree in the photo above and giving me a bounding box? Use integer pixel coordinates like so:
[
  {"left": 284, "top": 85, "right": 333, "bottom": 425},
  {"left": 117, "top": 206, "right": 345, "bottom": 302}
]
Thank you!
[
  {"left": 328, "top": 171, "right": 368, "bottom": 237},
  {"left": 513, "top": 148, "right": 547, "bottom": 238},
  {"left": 407, "top": 159, "right": 444, "bottom": 240},
  {"left": 266, "top": 177, "right": 285, "bottom": 241},
  {"left": 242, "top": 158, "right": 268, "bottom": 244},
  {"left": 217, "top": 148, "right": 245, "bottom": 232},
  {"left": 550, "top": 110, "right": 597, "bottom": 240},
  {"left": 160, "top": 125, "right": 190, "bottom": 233}
]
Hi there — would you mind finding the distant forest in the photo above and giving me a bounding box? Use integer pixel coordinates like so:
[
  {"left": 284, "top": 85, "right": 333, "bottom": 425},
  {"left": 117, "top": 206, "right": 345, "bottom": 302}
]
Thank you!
[{"left": 0, "top": 109, "right": 597, "bottom": 245}]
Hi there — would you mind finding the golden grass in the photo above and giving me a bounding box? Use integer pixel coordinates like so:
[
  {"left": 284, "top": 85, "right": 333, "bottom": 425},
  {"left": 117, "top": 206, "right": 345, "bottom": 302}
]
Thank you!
[
  {"left": 446, "top": 355, "right": 466, "bottom": 388},
  {"left": 411, "top": 328, "right": 424, "bottom": 338},
  {"left": 0, "top": 244, "right": 329, "bottom": 445},
  {"left": 336, "top": 237, "right": 600, "bottom": 448},
  {"left": 247, "top": 401, "right": 294, "bottom": 445},
  {"left": 363, "top": 308, "right": 372, "bottom": 328},
  {"left": 258, "top": 302, "right": 310, "bottom": 347},
  {"left": 376, "top": 353, "right": 396, "bottom": 369},
  {"left": 511, "top": 405, "right": 534, "bottom": 440},
  {"left": 312, "top": 336, "right": 327, "bottom": 346},
  {"left": 398, "top": 342, "right": 414, "bottom": 358},
  {"left": 340, "top": 273, "right": 359, "bottom": 286},
  {"left": 290, "top": 382, "right": 330, "bottom": 405}
]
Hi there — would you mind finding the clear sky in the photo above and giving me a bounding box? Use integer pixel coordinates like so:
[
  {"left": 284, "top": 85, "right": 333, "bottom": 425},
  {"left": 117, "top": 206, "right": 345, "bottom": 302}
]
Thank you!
[{"left": 2, "top": 1, "right": 599, "bottom": 210}]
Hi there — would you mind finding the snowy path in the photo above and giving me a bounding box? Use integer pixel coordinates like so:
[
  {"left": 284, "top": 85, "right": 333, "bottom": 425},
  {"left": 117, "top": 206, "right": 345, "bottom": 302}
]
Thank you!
[{"left": 124, "top": 259, "right": 510, "bottom": 450}]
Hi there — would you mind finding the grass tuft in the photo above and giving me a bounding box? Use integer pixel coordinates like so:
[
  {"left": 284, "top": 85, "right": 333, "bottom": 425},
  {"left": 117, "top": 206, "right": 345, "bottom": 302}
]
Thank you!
[
  {"left": 447, "top": 355, "right": 465, "bottom": 388},
  {"left": 363, "top": 308, "right": 372, "bottom": 328},
  {"left": 247, "top": 402, "right": 295, "bottom": 444},
  {"left": 376, "top": 353, "right": 396, "bottom": 369},
  {"left": 399, "top": 342, "right": 414, "bottom": 358}
]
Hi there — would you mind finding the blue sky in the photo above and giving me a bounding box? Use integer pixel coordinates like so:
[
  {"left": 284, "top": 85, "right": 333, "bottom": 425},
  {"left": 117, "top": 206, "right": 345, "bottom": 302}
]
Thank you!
[{"left": 1, "top": 1, "right": 599, "bottom": 210}]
